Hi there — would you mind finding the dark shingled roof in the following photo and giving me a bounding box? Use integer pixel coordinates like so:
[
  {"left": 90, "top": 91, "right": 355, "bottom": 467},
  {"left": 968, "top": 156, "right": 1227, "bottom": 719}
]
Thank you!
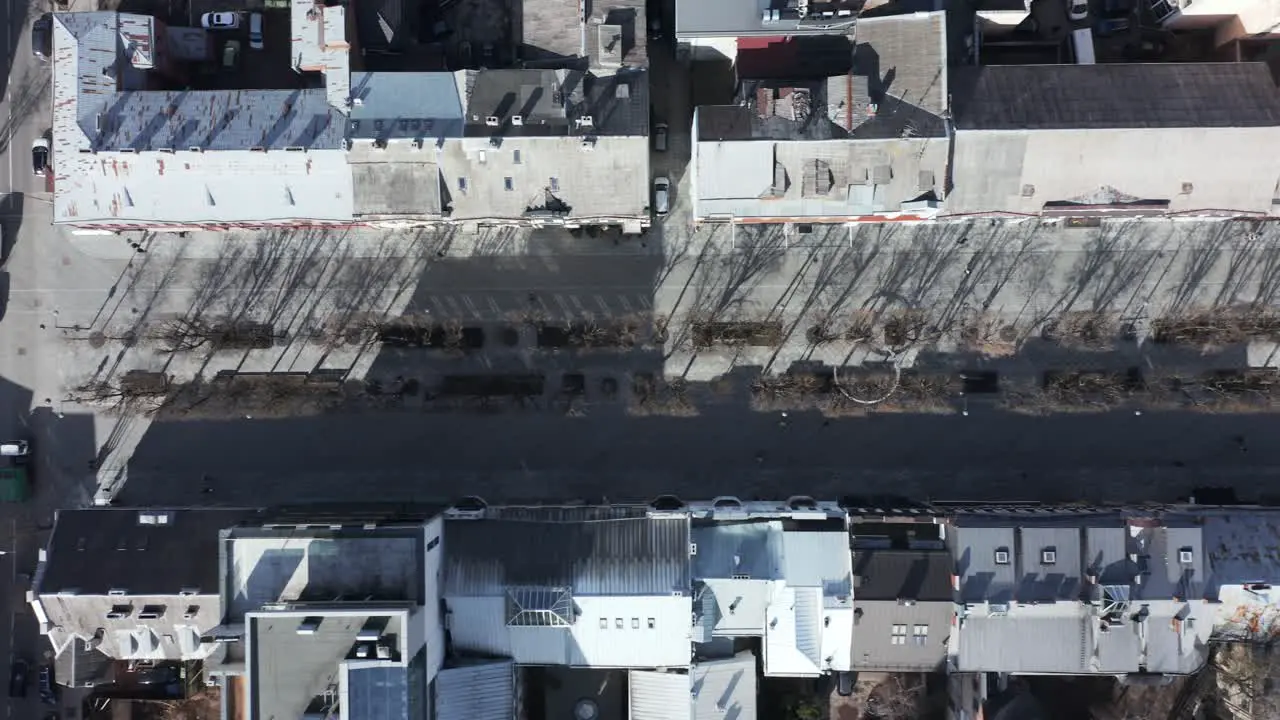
[
  {"left": 41, "top": 508, "right": 258, "bottom": 595},
  {"left": 852, "top": 549, "right": 952, "bottom": 602},
  {"left": 951, "top": 63, "right": 1280, "bottom": 131}
]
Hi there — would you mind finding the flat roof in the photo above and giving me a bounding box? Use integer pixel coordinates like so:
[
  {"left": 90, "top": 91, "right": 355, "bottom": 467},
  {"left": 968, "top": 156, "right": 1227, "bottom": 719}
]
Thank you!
[
  {"left": 851, "top": 549, "right": 951, "bottom": 602},
  {"left": 946, "top": 126, "right": 1280, "bottom": 217},
  {"left": 951, "top": 63, "right": 1280, "bottom": 131},
  {"left": 249, "top": 611, "right": 406, "bottom": 720},
  {"left": 676, "top": 0, "right": 860, "bottom": 38},
  {"left": 41, "top": 508, "right": 256, "bottom": 595},
  {"left": 224, "top": 527, "right": 424, "bottom": 620}
]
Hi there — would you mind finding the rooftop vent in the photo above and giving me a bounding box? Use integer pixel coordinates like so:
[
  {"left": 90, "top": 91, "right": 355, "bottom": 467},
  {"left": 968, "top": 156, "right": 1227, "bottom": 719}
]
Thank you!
[
  {"left": 485, "top": 116, "right": 501, "bottom": 127},
  {"left": 296, "top": 617, "right": 322, "bottom": 635},
  {"left": 577, "top": 116, "right": 594, "bottom": 128},
  {"left": 106, "top": 605, "right": 132, "bottom": 619},
  {"left": 1041, "top": 549, "right": 1057, "bottom": 565},
  {"left": 183, "top": 605, "right": 199, "bottom": 620},
  {"left": 994, "top": 548, "right": 1010, "bottom": 565},
  {"left": 511, "top": 115, "right": 524, "bottom": 126},
  {"left": 138, "top": 605, "right": 165, "bottom": 620},
  {"left": 356, "top": 644, "right": 370, "bottom": 658},
  {"left": 376, "top": 645, "right": 392, "bottom": 659},
  {"left": 1178, "top": 548, "right": 1194, "bottom": 564}
]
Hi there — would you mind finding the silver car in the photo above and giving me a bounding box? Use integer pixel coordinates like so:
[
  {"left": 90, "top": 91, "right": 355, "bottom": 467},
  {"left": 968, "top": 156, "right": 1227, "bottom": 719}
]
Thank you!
[{"left": 653, "top": 176, "right": 670, "bottom": 215}]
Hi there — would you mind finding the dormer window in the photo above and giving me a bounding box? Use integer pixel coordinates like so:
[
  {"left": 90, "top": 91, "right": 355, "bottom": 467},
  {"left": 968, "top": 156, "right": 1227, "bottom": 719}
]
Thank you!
[
  {"left": 1179, "top": 547, "right": 1194, "bottom": 564},
  {"left": 994, "top": 548, "right": 1010, "bottom": 565},
  {"left": 1041, "top": 548, "right": 1057, "bottom": 565}
]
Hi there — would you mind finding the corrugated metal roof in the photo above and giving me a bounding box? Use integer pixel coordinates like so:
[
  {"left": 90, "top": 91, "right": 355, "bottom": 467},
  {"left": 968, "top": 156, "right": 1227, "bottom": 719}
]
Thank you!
[
  {"left": 435, "top": 661, "right": 515, "bottom": 720},
  {"left": 444, "top": 517, "right": 691, "bottom": 596},
  {"left": 629, "top": 671, "right": 692, "bottom": 720},
  {"left": 693, "top": 652, "right": 757, "bottom": 720},
  {"left": 957, "top": 605, "right": 1091, "bottom": 673},
  {"left": 763, "top": 586, "right": 822, "bottom": 676}
]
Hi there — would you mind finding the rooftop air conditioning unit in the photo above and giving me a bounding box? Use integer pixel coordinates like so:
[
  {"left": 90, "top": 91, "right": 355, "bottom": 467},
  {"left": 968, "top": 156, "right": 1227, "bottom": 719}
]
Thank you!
[
  {"left": 376, "top": 645, "right": 392, "bottom": 659},
  {"left": 578, "top": 115, "right": 594, "bottom": 127},
  {"left": 1041, "top": 549, "right": 1057, "bottom": 565},
  {"left": 356, "top": 644, "right": 370, "bottom": 658},
  {"left": 511, "top": 115, "right": 524, "bottom": 126},
  {"left": 1179, "top": 549, "right": 1194, "bottom": 564},
  {"left": 994, "top": 549, "right": 1010, "bottom": 565},
  {"left": 485, "top": 116, "right": 501, "bottom": 126}
]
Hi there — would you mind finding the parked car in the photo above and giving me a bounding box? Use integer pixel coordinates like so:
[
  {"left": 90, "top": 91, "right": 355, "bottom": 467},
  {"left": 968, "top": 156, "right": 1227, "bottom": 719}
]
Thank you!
[
  {"left": 201, "top": 11, "right": 241, "bottom": 29},
  {"left": 0, "top": 440, "right": 29, "bottom": 457},
  {"left": 248, "top": 12, "right": 264, "bottom": 49},
  {"left": 652, "top": 176, "right": 670, "bottom": 215},
  {"left": 222, "top": 40, "right": 241, "bottom": 69},
  {"left": 31, "top": 137, "right": 49, "bottom": 177},
  {"left": 1067, "top": 0, "right": 1089, "bottom": 21},
  {"left": 653, "top": 122, "right": 668, "bottom": 152},
  {"left": 31, "top": 14, "right": 52, "bottom": 61},
  {"left": 9, "top": 659, "right": 29, "bottom": 698},
  {"left": 37, "top": 665, "right": 55, "bottom": 705}
]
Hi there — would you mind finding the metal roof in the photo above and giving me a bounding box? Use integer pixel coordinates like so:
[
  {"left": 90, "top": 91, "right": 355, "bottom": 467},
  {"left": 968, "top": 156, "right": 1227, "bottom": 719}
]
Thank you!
[
  {"left": 851, "top": 549, "right": 952, "bottom": 602},
  {"left": 1180, "top": 509, "right": 1280, "bottom": 599},
  {"left": 952, "top": 63, "right": 1280, "bottom": 130},
  {"left": 346, "top": 666, "right": 411, "bottom": 720},
  {"left": 850, "top": 598, "right": 951, "bottom": 672},
  {"left": 950, "top": 525, "right": 1017, "bottom": 604},
  {"left": 444, "top": 516, "right": 691, "bottom": 596},
  {"left": 957, "top": 604, "right": 1091, "bottom": 673},
  {"left": 1084, "top": 526, "right": 1132, "bottom": 586},
  {"left": 1017, "top": 526, "right": 1083, "bottom": 602},
  {"left": 692, "top": 652, "right": 757, "bottom": 720},
  {"left": 691, "top": 522, "right": 784, "bottom": 581},
  {"left": 629, "top": 670, "right": 693, "bottom": 720},
  {"left": 781, "top": 531, "right": 853, "bottom": 594},
  {"left": 435, "top": 661, "right": 515, "bottom": 720},
  {"left": 675, "top": 0, "right": 857, "bottom": 38},
  {"left": 349, "top": 72, "right": 467, "bottom": 141}
]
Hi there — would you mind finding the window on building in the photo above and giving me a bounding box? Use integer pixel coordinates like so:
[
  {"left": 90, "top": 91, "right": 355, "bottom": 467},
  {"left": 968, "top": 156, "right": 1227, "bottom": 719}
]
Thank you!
[
  {"left": 913, "top": 624, "right": 928, "bottom": 645},
  {"left": 891, "top": 624, "right": 907, "bottom": 645},
  {"left": 457, "top": 177, "right": 467, "bottom": 192},
  {"left": 504, "top": 177, "right": 514, "bottom": 191}
]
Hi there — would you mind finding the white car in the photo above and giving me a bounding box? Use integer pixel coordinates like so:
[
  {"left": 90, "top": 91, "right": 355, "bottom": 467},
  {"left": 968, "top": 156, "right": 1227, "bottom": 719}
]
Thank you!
[
  {"left": 202, "top": 11, "right": 241, "bottom": 29},
  {"left": 1067, "top": 0, "right": 1089, "bottom": 21},
  {"left": 653, "top": 176, "right": 670, "bottom": 215},
  {"left": 248, "top": 12, "right": 264, "bottom": 49}
]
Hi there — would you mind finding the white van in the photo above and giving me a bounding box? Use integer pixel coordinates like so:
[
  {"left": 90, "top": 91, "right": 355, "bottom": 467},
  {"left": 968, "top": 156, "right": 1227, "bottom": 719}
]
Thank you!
[
  {"left": 1071, "top": 27, "right": 1096, "bottom": 65},
  {"left": 249, "top": 12, "right": 264, "bottom": 50},
  {"left": 0, "top": 441, "right": 30, "bottom": 457}
]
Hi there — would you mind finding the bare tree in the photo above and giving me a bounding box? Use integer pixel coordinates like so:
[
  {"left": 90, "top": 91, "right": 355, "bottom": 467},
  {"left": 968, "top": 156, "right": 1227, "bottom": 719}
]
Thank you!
[
  {"left": 1213, "top": 643, "right": 1280, "bottom": 720},
  {"left": 863, "top": 674, "right": 926, "bottom": 720}
]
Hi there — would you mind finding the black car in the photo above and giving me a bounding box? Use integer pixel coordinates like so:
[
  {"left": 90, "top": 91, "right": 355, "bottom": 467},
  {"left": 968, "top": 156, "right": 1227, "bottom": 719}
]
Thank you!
[
  {"left": 32, "top": 137, "right": 50, "bottom": 177},
  {"left": 38, "top": 664, "right": 55, "bottom": 705},
  {"left": 9, "top": 658, "right": 29, "bottom": 698},
  {"left": 31, "top": 14, "right": 52, "bottom": 61}
]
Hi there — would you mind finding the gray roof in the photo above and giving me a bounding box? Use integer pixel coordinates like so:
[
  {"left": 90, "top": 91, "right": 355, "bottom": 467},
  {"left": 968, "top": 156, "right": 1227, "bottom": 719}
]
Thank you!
[
  {"left": 249, "top": 612, "right": 405, "bottom": 720},
  {"left": 1016, "top": 526, "right": 1083, "bottom": 603},
  {"left": 223, "top": 527, "right": 425, "bottom": 620},
  {"left": 845, "top": 13, "right": 947, "bottom": 138},
  {"left": 1131, "top": 524, "right": 1204, "bottom": 601},
  {"left": 1084, "top": 526, "right": 1133, "bottom": 586},
  {"left": 851, "top": 549, "right": 952, "bottom": 602},
  {"left": 781, "top": 531, "right": 853, "bottom": 595},
  {"left": 41, "top": 508, "right": 255, "bottom": 595},
  {"left": 951, "top": 63, "right": 1280, "bottom": 131},
  {"left": 518, "top": 0, "right": 648, "bottom": 68},
  {"left": 349, "top": 72, "right": 467, "bottom": 141},
  {"left": 692, "top": 652, "right": 757, "bottom": 720},
  {"left": 951, "top": 525, "right": 1017, "bottom": 604},
  {"left": 1193, "top": 509, "right": 1280, "bottom": 599},
  {"left": 463, "top": 69, "right": 648, "bottom": 137},
  {"left": 958, "top": 606, "right": 1093, "bottom": 673},
  {"left": 443, "top": 516, "right": 691, "bottom": 596},
  {"left": 93, "top": 89, "right": 345, "bottom": 152},
  {"left": 945, "top": 125, "right": 1280, "bottom": 217},
  {"left": 675, "top": 0, "right": 857, "bottom": 38},
  {"left": 435, "top": 661, "right": 515, "bottom": 720},
  {"left": 691, "top": 522, "right": 784, "bottom": 581},
  {"left": 628, "top": 652, "right": 758, "bottom": 720},
  {"left": 851, "top": 599, "right": 951, "bottom": 671}
]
